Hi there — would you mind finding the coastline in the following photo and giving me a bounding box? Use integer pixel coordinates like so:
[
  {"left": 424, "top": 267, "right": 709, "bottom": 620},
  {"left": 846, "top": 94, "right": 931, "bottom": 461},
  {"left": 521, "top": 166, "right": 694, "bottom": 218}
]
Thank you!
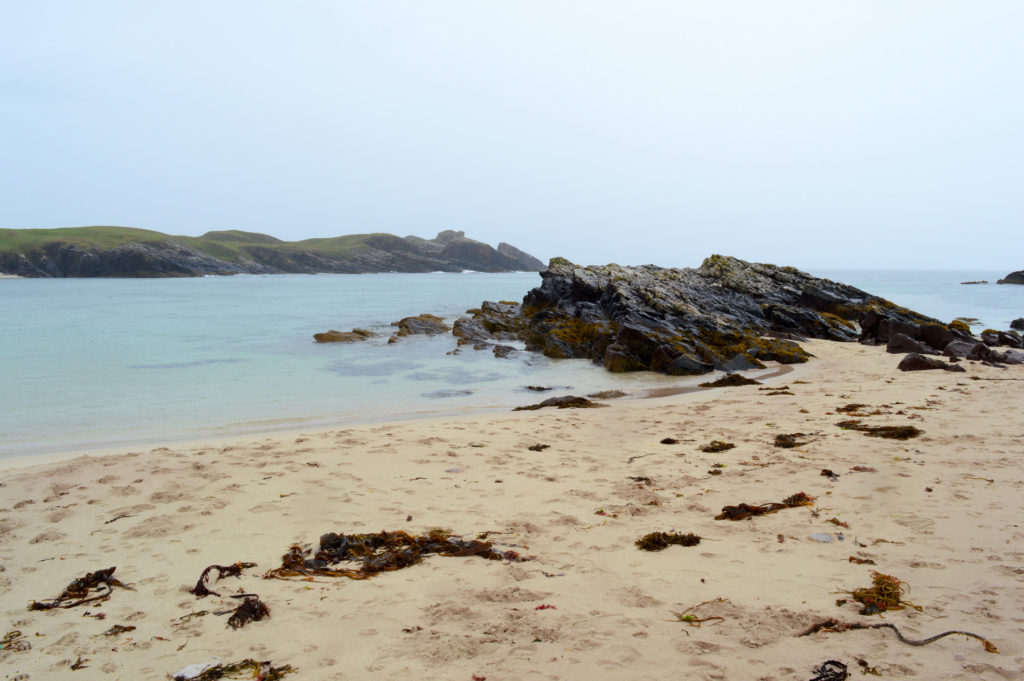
[{"left": 1, "top": 340, "right": 1021, "bottom": 679}]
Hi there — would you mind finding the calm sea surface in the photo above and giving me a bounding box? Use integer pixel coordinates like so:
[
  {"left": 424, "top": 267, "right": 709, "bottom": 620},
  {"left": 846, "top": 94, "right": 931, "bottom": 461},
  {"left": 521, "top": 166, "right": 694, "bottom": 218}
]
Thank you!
[{"left": 1, "top": 269, "right": 1020, "bottom": 458}]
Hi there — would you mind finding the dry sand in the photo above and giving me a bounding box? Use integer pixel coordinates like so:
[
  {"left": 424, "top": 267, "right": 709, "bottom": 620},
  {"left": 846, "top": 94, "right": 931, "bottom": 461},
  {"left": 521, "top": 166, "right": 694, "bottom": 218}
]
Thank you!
[{"left": 1, "top": 340, "right": 1022, "bottom": 680}]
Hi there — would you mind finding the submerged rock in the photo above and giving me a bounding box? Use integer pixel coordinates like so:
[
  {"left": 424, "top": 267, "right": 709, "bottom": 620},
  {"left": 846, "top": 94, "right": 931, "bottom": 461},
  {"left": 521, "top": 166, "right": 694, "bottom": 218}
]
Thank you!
[{"left": 457, "top": 256, "right": 945, "bottom": 376}]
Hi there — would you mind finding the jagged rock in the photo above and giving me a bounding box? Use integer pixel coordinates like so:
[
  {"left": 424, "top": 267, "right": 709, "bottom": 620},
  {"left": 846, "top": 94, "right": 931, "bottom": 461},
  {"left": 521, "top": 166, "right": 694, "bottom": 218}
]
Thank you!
[
  {"left": 918, "top": 323, "right": 955, "bottom": 351},
  {"left": 393, "top": 314, "right": 450, "bottom": 336},
  {"left": 456, "top": 256, "right": 941, "bottom": 376},
  {"left": 1002, "top": 349, "right": 1024, "bottom": 365},
  {"left": 313, "top": 328, "right": 377, "bottom": 343},
  {"left": 886, "top": 333, "right": 937, "bottom": 355},
  {"left": 997, "top": 270, "right": 1024, "bottom": 285},
  {"left": 897, "top": 353, "right": 966, "bottom": 372},
  {"left": 996, "top": 330, "right": 1022, "bottom": 348},
  {"left": 1011, "top": 318, "right": 1024, "bottom": 331},
  {"left": 967, "top": 343, "right": 1000, "bottom": 362}
]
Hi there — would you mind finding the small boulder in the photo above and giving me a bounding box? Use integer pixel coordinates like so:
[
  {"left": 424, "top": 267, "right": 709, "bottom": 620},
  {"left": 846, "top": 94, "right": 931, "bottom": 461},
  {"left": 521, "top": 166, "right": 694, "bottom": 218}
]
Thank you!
[
  {"left": 918, "top": 324, "right": 954, "bottom": 351},
  {"left": 493, "top": 344, "right": 518, "bottom": 359},
  {"left": 1011, "top": 318, "right": 1024, "bottom": 331},
  {"left": 1002, "top": 349, "right": 1024, "bottom": 365},
  {"left": 393, "top": 314, "right": 450, "bottom": 336},
  {"left": 314, "top": 328, "right": 377, "bottom": 343},
  {"left": 721, "top": 353, "right": 766, "bottom": 372},
  {"left": 876, "top": 318, "right": 920, "bottom": 343},
  {"left": 942, "top": 339, "right": 980, "bottom": 359},
  {"left": 898, "top": 353, "right": 966, "bottom": 372},
  {"left": 886, "top": 333, "right": 936, "bottom": 355}
]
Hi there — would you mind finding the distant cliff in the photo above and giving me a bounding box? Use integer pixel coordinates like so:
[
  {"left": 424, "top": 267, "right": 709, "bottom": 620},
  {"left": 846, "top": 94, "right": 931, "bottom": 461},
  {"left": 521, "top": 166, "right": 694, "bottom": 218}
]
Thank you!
[
  {"left": 0, "top": 227, "right": 544, "bottom": 277},
  {"left": 997, "top": 270, "right": 1024, "bottom": 285}
]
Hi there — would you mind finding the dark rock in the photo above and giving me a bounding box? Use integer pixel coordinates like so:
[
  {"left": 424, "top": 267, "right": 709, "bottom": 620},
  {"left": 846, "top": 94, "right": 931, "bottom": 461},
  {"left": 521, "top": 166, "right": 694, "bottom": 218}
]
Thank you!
[
  {"left": 967, "top": 342, "right": 1000, "bottom": 362},
  {"left": 942, "top": 339, "right": 980, "bottom": 359},
  {"left": 876, "top": 318, "right": 921, "bottom": 343},
  {"left": 918, "top": 324, "right": 954, "bottom": 351},
  {"left": 1011, "top": 318, "right": 1024, "bottom": 331},
  {"left": 314, "top": 328, "right": 377, "bottom": 343},
  {"left": 393, "top": 314, "right": 450, "bottom": 336},
  {"left": 897, "top": 353, "right": 966, "bottom": 372},
  {"left": 492, "top": 345, "right": 518, "bottom": 358},
  {"left": 886, "top": 333, "right": 936, "bottom": 355},
  {"left": 997, "top": 270, "right": 1024, "bottom": 285},
  {"left": 513, "top": 395, "right": 607, "bottom": 411},
  {"left": 1001, "top": 349, "right": 1024, "bottom": 365},
  {"left": 961, "top": 280, "right": 988, "bottom": 285},
  {"left": 997, "top": 331, "right": 1022, "bottom": 348},
  {"left": 980, "top": 330, "right": 1001, "bottom": 346}
]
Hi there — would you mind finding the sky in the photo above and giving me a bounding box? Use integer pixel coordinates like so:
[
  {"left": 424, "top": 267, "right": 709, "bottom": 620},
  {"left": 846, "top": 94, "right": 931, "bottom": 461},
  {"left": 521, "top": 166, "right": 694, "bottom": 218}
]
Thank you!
[{"left": 2, "top": 2, "right": 1022, "bottom": 270}]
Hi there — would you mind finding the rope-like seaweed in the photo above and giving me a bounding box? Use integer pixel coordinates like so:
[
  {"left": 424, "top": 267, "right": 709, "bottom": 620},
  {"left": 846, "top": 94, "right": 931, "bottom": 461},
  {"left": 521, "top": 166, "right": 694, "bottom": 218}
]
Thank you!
[{"left": 799, "top": 618, "right": 998, "bottom": 653}]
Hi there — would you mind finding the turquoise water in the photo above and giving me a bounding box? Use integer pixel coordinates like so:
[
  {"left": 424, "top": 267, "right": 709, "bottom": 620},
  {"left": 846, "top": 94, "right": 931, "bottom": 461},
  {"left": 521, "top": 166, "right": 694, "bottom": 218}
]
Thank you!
[{"left": 1, "top": 269, "right": 1020, "bottom": 458}]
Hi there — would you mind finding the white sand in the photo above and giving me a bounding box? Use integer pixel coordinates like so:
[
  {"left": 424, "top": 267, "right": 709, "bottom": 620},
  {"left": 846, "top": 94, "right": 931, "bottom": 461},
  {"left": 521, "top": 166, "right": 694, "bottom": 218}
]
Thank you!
[{"left": 1, "top": 340, "right": 1022, "bottom": 680}]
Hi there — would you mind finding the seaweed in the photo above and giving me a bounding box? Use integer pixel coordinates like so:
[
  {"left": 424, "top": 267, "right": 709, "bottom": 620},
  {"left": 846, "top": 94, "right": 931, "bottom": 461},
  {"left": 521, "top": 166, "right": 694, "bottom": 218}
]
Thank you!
[
  {"left": 227, "top": 596, "right": 270, "bottom": 629},
  {"left": 835, "top": 403, "right": 869, "bottom": 413},
  {"left": 700, "top": 440, "right": 735, "bottom": 453},
  {"left": 835, "top": 420, "right": 922, "bottom": 440},
  {"left": 70, "top": 656, "right": 89, "bottom": 670},
  {"left": 102, "top": 624, "right": 136, "bottom": 637},
  {"left": 189, "top": 561, "right": 257, "bottom": 598},
  {"left": 528, "top": 443, "right": 550, "bottom": 451},
  {"left": 172, "top": 659, "right": 295, "bottom": 681},
  {"left": 670, "top": 598, "right": 726, "bottom": 627},
  {"left": 660, "top": 437, "right": 679, "bottom": 445},
  {"left": 513, "top": 395, "right": 607, "bottom": 411},
  {"left": 774, "top": 433, "right": 809, "bottom": 448},
  {"left": 715, "top": 492, "right": 814, "bottom": 520},
  {"left": 264, "top": 529, "right": 530, "bottom": 581},
  {"left": 699, "top": 373, "right": 762, "bottom": 388},
  {"left": 799, "top": 617, "right": 998, "bottom": 653},
  {"left": 635, "top": 532, "right": 701, "bottom": 551},
  {"left": 1, "top": 630, "right": 30, "bottom": 653},
  {"left": 29, "top": 566, "right": 132, "bottom": 610},
  {"left": 840, "top": 571, "right": 920, "bottom": 615},
  {"left": 848, "top": 556, "right": 876, "bottom": 565},
  {"left": 808, "top": 660, "right": 848, "bottom": 681}
]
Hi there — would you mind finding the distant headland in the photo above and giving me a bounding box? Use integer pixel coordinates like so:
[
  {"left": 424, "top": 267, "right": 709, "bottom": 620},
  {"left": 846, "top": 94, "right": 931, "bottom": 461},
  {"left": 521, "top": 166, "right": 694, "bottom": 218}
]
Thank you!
[{"left": 0, "top": 227, "right": 544, "bottom": 277}]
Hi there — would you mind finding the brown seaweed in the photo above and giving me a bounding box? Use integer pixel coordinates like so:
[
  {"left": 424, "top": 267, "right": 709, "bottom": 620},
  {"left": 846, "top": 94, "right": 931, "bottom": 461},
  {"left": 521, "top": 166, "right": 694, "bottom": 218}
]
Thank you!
[
  {"left": 841, "top": 571, "right": 920, "bottom": 615},
  {"left": 264, "top": 529, "right": 530, "bottom": 581},
  {"left": 699, "top": 373, "right": 761, "bottom": 388},
  {"left": 635, "top": 532, "right": 701, "bottom": 551},
  {"left": 227, "top": 596, "right": 270, "bottom": 629},
  {"left": 715, "top": 492, "right": 814, "bottom": 520},
  {"left": 29, "top": 566, "right": 132, "bottom": 611},
  {"left": 799, "top": 617, "right": 998, "bottom": 653},
  {"left": 189, "top": 561, "right": 257, "bottom": 598},
  {"left": 172, "top": 659, "right": 295, "bottom": 681},
  {"left": 774, "top": 433, "right": 809, "bottom": 448},
  {"left": 102, "top": 624, "right": 136, "bottom": 637},
  {"left": 700, "top": 440, "right": 735, "bottom": 453},
  {"left": 528, "top": 444, "right": 550, "bottom": 451},
  {"left": 1, "top": 630, "right": 30, "bottom": 653},
  {"left": 836, "top": 419, "right": 922, "bottom": 440}
]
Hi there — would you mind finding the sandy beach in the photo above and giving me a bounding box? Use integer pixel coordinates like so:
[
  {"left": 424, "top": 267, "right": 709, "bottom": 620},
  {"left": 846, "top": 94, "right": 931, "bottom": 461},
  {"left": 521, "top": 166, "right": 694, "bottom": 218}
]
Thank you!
[{"left": 1, "top": 339, "right": 1022, "bottom": 680}]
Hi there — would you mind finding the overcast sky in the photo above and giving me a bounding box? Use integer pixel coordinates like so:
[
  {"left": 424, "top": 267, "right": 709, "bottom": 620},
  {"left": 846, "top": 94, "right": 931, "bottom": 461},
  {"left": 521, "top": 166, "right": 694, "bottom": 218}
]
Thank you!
[{"left": 2, "top": 2, "right": 1022, "bottom": 270}]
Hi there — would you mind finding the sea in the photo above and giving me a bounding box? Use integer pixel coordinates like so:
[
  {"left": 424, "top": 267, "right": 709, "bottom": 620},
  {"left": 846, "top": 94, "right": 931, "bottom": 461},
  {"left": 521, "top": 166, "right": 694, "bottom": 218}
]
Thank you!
[{"left": 1, "top": 268, "right": 1020, "bottom": 459}]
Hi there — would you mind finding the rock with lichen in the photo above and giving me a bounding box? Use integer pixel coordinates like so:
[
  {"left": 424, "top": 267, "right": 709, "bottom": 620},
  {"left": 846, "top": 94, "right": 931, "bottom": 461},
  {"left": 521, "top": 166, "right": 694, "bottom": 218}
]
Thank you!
[{"left": 455, "top": 255, "right": 948, "bottom": 376}]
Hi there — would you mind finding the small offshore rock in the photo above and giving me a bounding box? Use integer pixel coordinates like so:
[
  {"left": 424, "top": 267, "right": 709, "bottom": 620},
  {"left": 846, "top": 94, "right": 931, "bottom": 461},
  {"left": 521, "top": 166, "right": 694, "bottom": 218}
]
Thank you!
[
  {"left": 997, "top": 270, "right": 1024, "bottom": 285},
  {"left": 314, "top": 328, "right": 377, "bottom": 343},
  {"left": 393, "top": 314, "right": 450, "bottom": 336},
  {"left": 1011, "top": 318, "right": 1024, "bottom": 331}
]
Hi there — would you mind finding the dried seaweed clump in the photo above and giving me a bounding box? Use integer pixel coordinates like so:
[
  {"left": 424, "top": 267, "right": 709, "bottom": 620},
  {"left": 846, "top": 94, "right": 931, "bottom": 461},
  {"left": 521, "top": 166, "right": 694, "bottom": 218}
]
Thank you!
[
  {"left": 699, "top": 373, "right": 762, "bottom": 388},
  {"left": 843, "top": 571, "right": 920, "bottom": 615},
  {"left": 513, "top": 395, "right": 607, "bottom": 411},
  {"left": 29, "top": 566, "right": 132, "bottom": 610},
  {"left": 264, "top": 529, "right": 530, "bottom": 581},
  {"left": 700, "top": 440, "right": 735, "bottom": 453},
  {"left": 172, "top": 659, "right": 295, "bottom": 681},
  {"left": 228, "top": 596, "right": 270, "bottom": 629},
  {"left": 189, "top": 561, "right": 257, "bottom": 598},
  {"left": 715, "top": 491, "right": 814, "bottom": 520},
  {"left": 836, "top": 419, "right": 922, "bottom": 440},
  {"left": 635, "top": 532, "right": 701, "bottom": 551},
  {"left": 774, "top": 433, "right": 809, "bottom": 448}
]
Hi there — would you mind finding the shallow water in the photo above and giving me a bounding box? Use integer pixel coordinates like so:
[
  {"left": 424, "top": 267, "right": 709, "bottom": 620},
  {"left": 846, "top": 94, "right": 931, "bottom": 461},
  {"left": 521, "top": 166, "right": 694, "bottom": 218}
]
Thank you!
[{"left": 1, "top": 268, "right": 1019, "bottom": 458}]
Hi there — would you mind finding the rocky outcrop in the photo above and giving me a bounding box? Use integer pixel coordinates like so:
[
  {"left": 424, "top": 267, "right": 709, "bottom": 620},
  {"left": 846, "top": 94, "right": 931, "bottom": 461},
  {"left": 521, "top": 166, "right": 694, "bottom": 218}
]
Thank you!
[
  {"left": 997, "top": 270, "right": 1024, "bottom": 285},
  {"left": 314, "top": 329, "right": 377, "bottom": 343},
  {"left": 0, "top": 228, "right": 544, "bottom": 277},
  {"left": 1012, "top": 318, "right": 1024, "bottom": 332},
  {"left": 454, "top": 256, "right": 950, "bottom": 376}
]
